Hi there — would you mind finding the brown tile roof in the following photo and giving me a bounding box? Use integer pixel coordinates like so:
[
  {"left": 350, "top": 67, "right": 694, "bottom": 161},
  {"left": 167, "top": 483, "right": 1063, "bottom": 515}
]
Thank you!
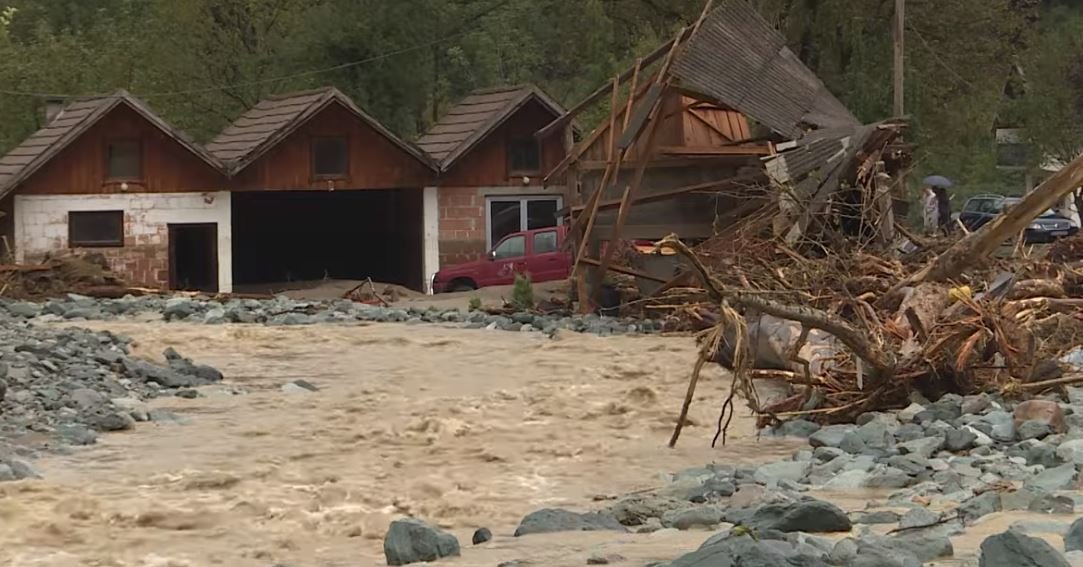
[
  {"left": 670, "top": 0, "right": 859, "bottom": 139},
  {"left": 0, "top": 90, "right": 221, "bottom": 197},
  {"left": 417, "top": 85, "right": 566, "bottom": 171},
  {"left": 207, "top": 87, "right": 436, "bottom": 174}
]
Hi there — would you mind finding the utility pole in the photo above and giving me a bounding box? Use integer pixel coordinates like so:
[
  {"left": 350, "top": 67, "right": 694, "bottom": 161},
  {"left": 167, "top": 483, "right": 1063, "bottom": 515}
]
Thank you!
[{"left": 893, "top": 0, "right": 905, "bottom": 117}]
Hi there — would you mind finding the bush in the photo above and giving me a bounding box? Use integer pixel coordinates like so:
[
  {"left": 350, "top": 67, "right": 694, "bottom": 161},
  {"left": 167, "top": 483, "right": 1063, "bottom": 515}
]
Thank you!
[
  {"left": 511, "top": 273, "right": 535, "bottom": 310},
  {"left": 468, "top": 296, "right": 482, "bottom": 312}
]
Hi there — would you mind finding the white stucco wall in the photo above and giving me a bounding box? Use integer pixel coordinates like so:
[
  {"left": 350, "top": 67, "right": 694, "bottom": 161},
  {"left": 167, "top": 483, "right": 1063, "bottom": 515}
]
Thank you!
[
  {"left": 14, "top": 191, "right": 233, "bottom": 293},
  {"left": 422, "top": 186, "right": 439, "bottom": 294}
]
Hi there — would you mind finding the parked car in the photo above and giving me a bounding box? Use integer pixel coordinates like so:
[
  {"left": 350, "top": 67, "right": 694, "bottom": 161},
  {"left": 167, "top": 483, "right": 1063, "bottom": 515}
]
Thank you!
[
  {"left": 958, "top": 194, "right": 1078, "bottom": 243},
  {"left": 432, "top": 226, "right": 572, "bottom": 293},
  {"left": 431, "top": 226, "right": 653, "bottom": 293}
]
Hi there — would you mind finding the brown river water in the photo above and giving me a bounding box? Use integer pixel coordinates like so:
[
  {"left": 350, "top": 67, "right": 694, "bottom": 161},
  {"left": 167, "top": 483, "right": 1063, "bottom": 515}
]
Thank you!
[{"left": 0, "top": 322, "right": 1069, "bottom": 566}]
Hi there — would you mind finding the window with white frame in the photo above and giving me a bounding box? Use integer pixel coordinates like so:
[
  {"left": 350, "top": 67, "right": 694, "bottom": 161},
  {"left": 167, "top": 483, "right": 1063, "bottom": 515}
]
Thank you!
[{"left": 485, "top": 196, "right": 561, "bottom": 249}]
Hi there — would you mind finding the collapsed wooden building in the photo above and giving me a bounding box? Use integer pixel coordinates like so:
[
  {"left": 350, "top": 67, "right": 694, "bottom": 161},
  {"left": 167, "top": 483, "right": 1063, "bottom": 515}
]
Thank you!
[{"left": 536, "top": 0, "right": 909, "bottom": 307}]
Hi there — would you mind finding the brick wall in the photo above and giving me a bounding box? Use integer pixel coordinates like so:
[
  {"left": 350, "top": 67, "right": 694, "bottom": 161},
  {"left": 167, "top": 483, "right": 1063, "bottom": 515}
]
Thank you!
[
  {"left": 14, "top": 191, "right": 233, "bottom": 292},
  {"left": 438, "top": 186, "right": 487, "bottom": 266}
]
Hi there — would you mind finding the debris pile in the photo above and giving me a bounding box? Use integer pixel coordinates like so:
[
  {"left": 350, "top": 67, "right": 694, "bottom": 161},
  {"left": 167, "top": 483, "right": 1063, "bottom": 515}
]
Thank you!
[
  {"left": 656, "top": 140, "right": 1083, "bottom": 447},
  {"left": 0, "top": 253, "right": 132, "bottom": 300}
]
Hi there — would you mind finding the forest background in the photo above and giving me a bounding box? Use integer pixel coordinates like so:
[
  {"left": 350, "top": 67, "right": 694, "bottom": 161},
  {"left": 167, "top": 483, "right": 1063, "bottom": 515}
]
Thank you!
[{"left": 0, "top": 0, "right": 1081, "bottom": 197}]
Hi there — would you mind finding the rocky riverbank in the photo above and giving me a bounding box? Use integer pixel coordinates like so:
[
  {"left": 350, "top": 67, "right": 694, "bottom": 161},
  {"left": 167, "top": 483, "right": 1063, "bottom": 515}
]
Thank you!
[
  {"left": 387, "top": 391, "right": 1083, "bottom": 566},
  {"left": 1, "top": 294, "right": 662, "bottom": 336},
  {"left": 0, "top": 315, "right": 224, "bottom": 479}
]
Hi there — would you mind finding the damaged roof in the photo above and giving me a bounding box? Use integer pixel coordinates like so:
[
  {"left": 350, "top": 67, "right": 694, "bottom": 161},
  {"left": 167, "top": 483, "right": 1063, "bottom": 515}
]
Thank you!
[
  {"left": 669, "top": 0, "right": 859, "bottom": 139},
  {"left": 417, "top": 85, "right": 567, "bottom": 171},
  {"left": 0, "top": 90, "right": 222, "bottom": 197},
  {"left": 207, "top": 87, "right": 436, "bottom": 174}
]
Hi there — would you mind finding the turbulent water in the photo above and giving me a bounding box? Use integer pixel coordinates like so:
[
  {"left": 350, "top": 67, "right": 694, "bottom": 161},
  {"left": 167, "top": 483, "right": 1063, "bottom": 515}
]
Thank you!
[
  {"left": 0, "top": 321, "right": 1066, "bottom": 566},
  {"left": 0, "top": 322, "right": 801, "bottom": 566}
]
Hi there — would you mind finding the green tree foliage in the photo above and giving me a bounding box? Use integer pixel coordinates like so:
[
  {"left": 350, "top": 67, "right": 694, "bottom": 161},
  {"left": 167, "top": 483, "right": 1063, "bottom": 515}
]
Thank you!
[{"left": 0, "top": 0, "right": 1074, "bottom": 197}]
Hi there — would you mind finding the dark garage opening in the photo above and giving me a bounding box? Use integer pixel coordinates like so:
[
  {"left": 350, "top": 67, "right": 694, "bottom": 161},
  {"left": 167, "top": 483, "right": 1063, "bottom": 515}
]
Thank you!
[
  {"left": 231, "top": 189, "right": 423, "bottom": 289},
  {"left": 169, "top": 223, "right": 219, "bottom": 293}
]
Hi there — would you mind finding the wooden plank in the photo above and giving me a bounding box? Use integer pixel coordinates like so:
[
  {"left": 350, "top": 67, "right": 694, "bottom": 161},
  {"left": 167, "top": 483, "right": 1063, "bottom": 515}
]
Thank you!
[
  {"left": 534, "top": 29, "right": 692, "bottom": 140},
  {"left": 593, "top": 84, "right": 668, "bottom": 301},
  {"left": 656, "top": 145, "right": 772, "bottom": 156},
  {"left": 618, "top": 84, "right": 666, "bottom": 150},
  {"left": 567, "top": 173, "right": 766, "bottom": 214},
  {"left": 579, "top": 256, "right": 668, "bottom": 283},
  {"left": 542, "top": 70, "right": 659, "bottom": 184},
  {"left": 570, "top": 77, "right": 622, "bottom": 276}
]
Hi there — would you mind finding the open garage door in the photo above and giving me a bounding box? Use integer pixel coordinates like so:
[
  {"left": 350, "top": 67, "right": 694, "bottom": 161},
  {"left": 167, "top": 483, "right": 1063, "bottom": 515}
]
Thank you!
[{"left": 231, "top": 189, "right": 423, "bottom": 290}]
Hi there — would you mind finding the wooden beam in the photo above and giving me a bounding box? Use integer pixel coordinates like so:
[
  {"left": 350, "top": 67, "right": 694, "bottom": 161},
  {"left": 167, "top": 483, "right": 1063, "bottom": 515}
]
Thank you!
[
  {"left": 534, "top": 29, "right": 693, "bottom": 141},
  {"left": 567, "top": 173, "right": 766, "bottom": 214},
  {"left": 656, "top": 145, "right": 772, "bottom": 156},
  {"left": 570, "top": 76, "right": 622, "bottom": 276},
  {"left": 594, "top": 83, "right": 668, "bottom": 302},
  {"left": 579, "top": 256, "right": 668, "bottom": 283},
  {"left": 543, "top": 70, "right": 659, "bottom": 185}
]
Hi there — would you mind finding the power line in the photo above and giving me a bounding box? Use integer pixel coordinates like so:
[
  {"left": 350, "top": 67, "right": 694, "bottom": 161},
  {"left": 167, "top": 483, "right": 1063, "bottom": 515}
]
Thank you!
[{"left": 0, "top": 0, "right": 513, "bottom": 100}]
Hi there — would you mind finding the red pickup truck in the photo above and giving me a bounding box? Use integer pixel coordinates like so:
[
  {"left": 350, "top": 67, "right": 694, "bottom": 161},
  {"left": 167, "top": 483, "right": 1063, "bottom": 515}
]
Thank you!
[{"left": 432, "top": 226, "right": 572, "bottom": 293}]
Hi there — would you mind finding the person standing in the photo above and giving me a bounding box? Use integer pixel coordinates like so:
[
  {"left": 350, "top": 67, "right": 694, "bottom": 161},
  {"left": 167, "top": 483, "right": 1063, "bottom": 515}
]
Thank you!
[
  {"left": 922, "top": 185, "right": 939, "bottom": 235},
  {"left": 921, "top": 175, "right": 954, "bottom": 236}
]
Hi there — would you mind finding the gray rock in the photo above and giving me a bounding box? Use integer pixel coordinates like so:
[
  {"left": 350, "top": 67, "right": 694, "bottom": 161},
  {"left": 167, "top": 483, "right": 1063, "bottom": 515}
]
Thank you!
[
  {"left": 383, "top": 518, "right": 461, "bottom": 566},
  {"left": 745, "top": 499, "right": 851, "bottom": 533},
  {"left": 587, "top": 553, "right": 625, "bottom": 565},
  {"left": 1058, "top": 439, "right": 1083, "bottom": 465},
  {"left": 839, "top": 432, "right": 868, "bottom": 455},
  {"left": 7, "top": 458, "right": 40, "bottom": 479},
  {"left": 850, "top": 510, "right": 900, "bottom": 525},
  {"left": 753, "top": 461, "right": 810, "bottom": 486},
  {"left": 898, "top": 436, "right": 945, "bottom": 459},
  {"left": 1002, "top": 487, "right": 1043, "bottom": 511},
  {"left": 883, "top": 454, "right": 930, "bottom": 476},
  {"left": 676, "top": 534, "right": 830, "bottom": 567},
  {"left": 514, "top": 509, "right": 626, "bottom": 537},
  {"left": 899, "top": 507, "right": 939, "bottom": 529},
  {"left": 855, "top": 419, "right": 896, "bottom": 451},
  {"left": 864, "top": 466, "right": 913, "bottom": 489},
  {"left": 898, "top": 403, "right": 926, "bottom": 423},
  {"left": 1019, "top": 419, "right": 1053, "bottom": 441},
  {"left": 1025, "top": 463, "right": 1078, "bottom": 492},
  {"left": 945, "top": 428, "right": 978, "bottom": 452},
  {"left": 57, "top": 423, "right": 98, "bottom": 445},
  {"left": 960, "top": 491, "right": 1002, "bottom": 524},
  {"left": 661, "top": 506, "right": 724, "bottom": 530},
  {"left": 979, "top": 529, "right": 1070, "bottom": 567},
  {"left": 893, "top": 423, "right": 926, "bottom": 443},
  {"left": 472, "top": 527, "right": 492, "bottom": 545},
  {"left": 823, "top": 469, "right": 870, "bottom": 489},
  {"left": 0, "top": 464, "right": 15, "bottom": 482},
  {"left": 1025, "top": 440, "right": 1061, "bottom": 468},
  {"left": 69, "top": 388, "right": 106, "bottom": 409},
  {"left": 772, "top": 419, "right": 820, "bottom": 438},
  {"left": 963, "top": 394, "right": 994, "bottom": 415},
  {"left": 1068, "top": 517, "right": 1083, "bottom": 552},
  {"left": 1029, "top": 493, "right": 1075, "bottom": 514},
  {"left": 964, "top": 425, "right": 996, "bottom": 447},
  {"left": 809, "top": 425, "right": 856, "bottom": 449}
]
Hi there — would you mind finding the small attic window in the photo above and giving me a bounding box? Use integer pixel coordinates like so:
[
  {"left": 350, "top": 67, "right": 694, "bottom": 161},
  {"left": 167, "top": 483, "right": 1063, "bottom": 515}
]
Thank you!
[
  {"left": 106, "top": 139, "right": 142, "bottom": 180},
  {"left": 312, "top": 137, "right": 348, "bottom": 178},
  {"left": 508, "top": 137, "right": 541, "bottom": 175}
]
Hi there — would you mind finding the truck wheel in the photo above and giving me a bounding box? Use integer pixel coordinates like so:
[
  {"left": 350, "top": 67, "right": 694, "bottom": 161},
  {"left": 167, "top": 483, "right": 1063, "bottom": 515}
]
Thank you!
[{"left": 448, "top": 280, "right": 477, "bottom": 292}]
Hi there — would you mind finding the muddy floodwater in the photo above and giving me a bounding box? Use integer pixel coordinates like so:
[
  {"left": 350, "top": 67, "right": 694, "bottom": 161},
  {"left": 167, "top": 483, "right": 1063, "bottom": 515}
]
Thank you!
[
  {"left": 0, "top": 321, "right": 1065, "bottom": 566},
  {"left": 0, "top": 322, "right": 803, "bottom": 566}
]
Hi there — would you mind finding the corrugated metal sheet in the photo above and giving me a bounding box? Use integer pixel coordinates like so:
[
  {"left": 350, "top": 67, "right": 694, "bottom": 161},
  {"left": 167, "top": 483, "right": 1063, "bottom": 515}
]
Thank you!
[
  {"left": 207, "top": 87, "right": 436, "bottom": 174},
  {"left": 416, "top": 85, "right": 567, "bottom": 171},
  {"left": 670, "top": 0, "right": 858, "bottom": 139},
  {"left": 0, "top": 90, "right": 222, "bottom": 197}
]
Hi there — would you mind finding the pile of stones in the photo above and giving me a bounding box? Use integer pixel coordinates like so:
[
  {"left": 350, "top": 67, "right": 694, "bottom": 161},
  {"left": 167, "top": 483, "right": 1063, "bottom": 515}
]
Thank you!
[
  {"left": 1, "top": 294, "right": 662, "bottom": 337},
  {"left": 385, "top": 389, "right": 1083, "bottom": 566},
  {"left": 0, "top": 315, "right": 223, "bottom": 480}
]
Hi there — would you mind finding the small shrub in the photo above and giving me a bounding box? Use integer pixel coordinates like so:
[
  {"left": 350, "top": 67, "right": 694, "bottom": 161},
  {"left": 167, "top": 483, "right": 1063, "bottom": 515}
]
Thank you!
[
  {"left": 511, "top": 273, "right": 535, "bottom": 310},
  {"left": 468, "top": 296, "right": 482, "bottom": 312}
]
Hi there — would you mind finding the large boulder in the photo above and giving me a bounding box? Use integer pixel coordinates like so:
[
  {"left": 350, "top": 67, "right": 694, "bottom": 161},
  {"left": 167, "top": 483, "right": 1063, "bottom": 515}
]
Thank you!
[
  {"left": 671, "top": 534, "right": 830, "bottom": 567},
  {"left": 745, "top": 499, "right": 851, "bottom": 533},
  {"left": 1066, "top": 517, "right": 1083, "bottom": 552},
  {"left": 513, "top": 508, "right": 626, "bottom": 537},
  {"left": 383, "top": 518, "right": 461, "bottom": 566},
  {"left": 979, "top": 529, "right": 1070, "bottom": 567}
]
